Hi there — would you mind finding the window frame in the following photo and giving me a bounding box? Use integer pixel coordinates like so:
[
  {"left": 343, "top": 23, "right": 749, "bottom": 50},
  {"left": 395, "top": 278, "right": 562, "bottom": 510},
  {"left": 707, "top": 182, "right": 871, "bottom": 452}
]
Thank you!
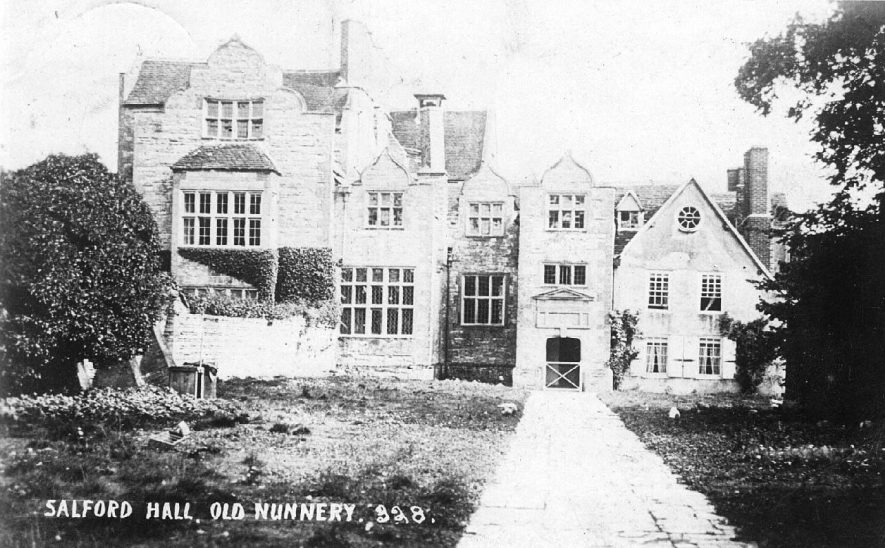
[
  {"left": 203, "top": 99, "right": 264, "bottom": 140},
  {"left": 339, "top": 267, "right": 415, "bottom": 338},
  {"left": 542, "top": 263, "right": 588, "bottom": 287},
  {"left": 677, "top": 206, "right": 702, "bottom": 232},
  {"left": 546, "top": 193, "right": 587, "bottom": 231},
  {"left": 698, "top": 337, "right": 723, "bottom": 376},
  {"left": 180, "top": 190, "right": 263, "bottom": 248},
  {"left": 466, "top": 201, "right": 505, "bottom": 237},
  {"left": 645, "top": 338, "right": 668, "bottom": 375},
  {"left": 366, "top": 191, "right": 404, "bottom": 229},
  {"left": 460, "top": 274, "right": 507, "bottom": 326},
  {"left": 181, "top": 286, "right": 259, "bottom": 301},
  {"left": 647, "top": 272, "right": 670, "bottom": 310},
  {"left": 699, "top": 273, "right": 723, "bottom": 313},
  {"left": 618, "top": 210, "right": 641, "bottom": 230}
]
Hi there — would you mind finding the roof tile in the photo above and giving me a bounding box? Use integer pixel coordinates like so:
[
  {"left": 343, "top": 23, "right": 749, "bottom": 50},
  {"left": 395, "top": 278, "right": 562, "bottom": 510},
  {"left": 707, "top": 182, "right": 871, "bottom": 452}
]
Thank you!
[
  {"left": 389, "top": 110, "right": 487, "bottom": 180},
  {"left": 171, "top": 144, "right": 277, "bottom": 172}
]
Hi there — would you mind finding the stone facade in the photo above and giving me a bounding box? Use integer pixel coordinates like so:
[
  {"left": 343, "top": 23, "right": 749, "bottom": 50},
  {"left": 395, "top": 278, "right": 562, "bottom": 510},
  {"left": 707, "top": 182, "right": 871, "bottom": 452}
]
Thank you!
[{"left": 119, "top": 22, "right": 786, "bottom": 392}]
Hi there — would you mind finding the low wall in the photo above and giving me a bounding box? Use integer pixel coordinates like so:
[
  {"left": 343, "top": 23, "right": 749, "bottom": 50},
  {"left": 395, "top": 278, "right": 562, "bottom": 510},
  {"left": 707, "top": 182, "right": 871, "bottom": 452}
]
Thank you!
[{"left": 170, "top": 313, "right": 336, "bottom": 379}]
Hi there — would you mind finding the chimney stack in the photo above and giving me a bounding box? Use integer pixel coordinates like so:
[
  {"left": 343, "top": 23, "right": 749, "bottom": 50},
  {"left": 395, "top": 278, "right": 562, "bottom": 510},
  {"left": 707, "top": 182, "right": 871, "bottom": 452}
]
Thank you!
[
  {"left": 740, "top": 147, "right": 771, "bottom": 269},
  {"left": 415, "top": 94, "right": 446, "bottom": 174}
]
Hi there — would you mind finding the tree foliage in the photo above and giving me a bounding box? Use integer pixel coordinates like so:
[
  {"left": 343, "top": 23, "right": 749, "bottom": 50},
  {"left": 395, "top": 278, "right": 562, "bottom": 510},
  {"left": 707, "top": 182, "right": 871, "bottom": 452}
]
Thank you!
[
  {"left": 736, "top": 4, "right": 885, "bottom": 419},
  {"left": 0, "top": 154, "right": 168, "bottom": 394}
]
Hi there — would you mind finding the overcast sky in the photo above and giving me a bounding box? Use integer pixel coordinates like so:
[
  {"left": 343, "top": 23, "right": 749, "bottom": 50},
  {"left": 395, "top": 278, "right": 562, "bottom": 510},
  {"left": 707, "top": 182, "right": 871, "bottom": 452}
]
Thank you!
[{"left": 1, "top": 0, "right": 836, "bottom": 210}]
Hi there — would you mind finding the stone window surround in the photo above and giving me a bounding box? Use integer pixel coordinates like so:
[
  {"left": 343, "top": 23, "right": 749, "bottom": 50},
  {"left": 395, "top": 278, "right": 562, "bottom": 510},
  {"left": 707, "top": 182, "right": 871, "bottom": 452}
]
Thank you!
[
  {"left": 460, "top": 274, "right": 507, "bottom": 327},
  {"left": 365, "top": 191, "right": 404, "bottom": 229},
  {"left": 546, "top": 193, "right": 587, "bottom": 231},
  {"left": 203, "top": 98, "right": 265, "bottom": 140},
  {"left": 339, "top": 266, "right": 415, "bottom": 338},
  {"left": 180, "top": 190, "right": 263, "bottom": 248},
  {"left": 698, "top": 337, "right": 723, "bottom": 376},
  {"left": 465, "top": 201, "right": 505, "bottom": 237},
  {"left": 699, "top": 273, "right": 723, "bottom": 313},
  {"left": 542, "top": 263, "right": 588, "bottom": 287}
]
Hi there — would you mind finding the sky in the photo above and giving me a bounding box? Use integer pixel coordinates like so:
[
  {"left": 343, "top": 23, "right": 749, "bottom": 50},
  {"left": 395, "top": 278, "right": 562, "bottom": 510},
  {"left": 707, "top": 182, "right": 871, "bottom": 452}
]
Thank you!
[{"left": 0, "top": 0, "right": 836, "bottom": 211}]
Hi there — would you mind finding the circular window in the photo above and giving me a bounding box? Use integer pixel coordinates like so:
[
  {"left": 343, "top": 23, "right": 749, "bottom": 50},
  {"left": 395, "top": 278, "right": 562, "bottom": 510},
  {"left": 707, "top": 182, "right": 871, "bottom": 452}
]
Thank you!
[{"left": 677, "top": 206, "right": 701, "bottom": 231}]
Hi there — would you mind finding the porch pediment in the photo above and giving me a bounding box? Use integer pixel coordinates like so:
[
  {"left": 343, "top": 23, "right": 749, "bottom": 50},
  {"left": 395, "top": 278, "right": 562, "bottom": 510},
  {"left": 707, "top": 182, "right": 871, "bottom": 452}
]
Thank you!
[{"left": 532, "top": 288, "right": 595, "bottom": 302}]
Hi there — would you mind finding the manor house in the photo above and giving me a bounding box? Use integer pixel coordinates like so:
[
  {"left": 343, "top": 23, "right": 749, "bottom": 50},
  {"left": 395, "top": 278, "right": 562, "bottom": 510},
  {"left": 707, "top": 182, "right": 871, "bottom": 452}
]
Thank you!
[{"left": 119, "top": 22, "right": 787, "bottom": 393}]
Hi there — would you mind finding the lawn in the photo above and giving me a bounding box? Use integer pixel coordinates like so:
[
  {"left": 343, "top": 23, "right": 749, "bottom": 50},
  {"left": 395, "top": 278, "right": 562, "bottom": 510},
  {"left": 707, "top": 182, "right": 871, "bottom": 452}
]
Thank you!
[
  {"left": 0, "top": 377, "right": 527, "bottom": 547},
  {"left": 599, "top": 391, "right": 885, "bottom": 548}
]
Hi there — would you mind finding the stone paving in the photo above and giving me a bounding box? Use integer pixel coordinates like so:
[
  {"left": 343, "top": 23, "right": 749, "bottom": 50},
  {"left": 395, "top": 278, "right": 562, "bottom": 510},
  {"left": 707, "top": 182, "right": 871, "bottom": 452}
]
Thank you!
[{"left": 458, "top": 391, "right": 756, "bottom": 548}]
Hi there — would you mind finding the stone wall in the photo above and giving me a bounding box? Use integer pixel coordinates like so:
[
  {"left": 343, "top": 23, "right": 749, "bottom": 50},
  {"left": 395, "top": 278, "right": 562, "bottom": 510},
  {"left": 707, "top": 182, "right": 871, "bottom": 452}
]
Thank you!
[
  {"left": 333, "top": 151, "right": 447, "bottom": 374},
  {"left": 515, "top": 155, "right": 616, "bottom": 391},
  {"left": 443, "top": 166, "right": 519, "bottom": 382},
  {"left": 170, "top": 313, "right": 335, "bottom": 379}
]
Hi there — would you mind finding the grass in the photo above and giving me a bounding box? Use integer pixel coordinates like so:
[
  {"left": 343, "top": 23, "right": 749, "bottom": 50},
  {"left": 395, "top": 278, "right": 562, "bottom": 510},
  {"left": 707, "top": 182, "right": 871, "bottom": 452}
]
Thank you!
[
  {"left": 0, "top": 377, "right": 527, "bottom": 547},
  {"left": 599, "top": 390, "right": 885, "bottom": 548}
]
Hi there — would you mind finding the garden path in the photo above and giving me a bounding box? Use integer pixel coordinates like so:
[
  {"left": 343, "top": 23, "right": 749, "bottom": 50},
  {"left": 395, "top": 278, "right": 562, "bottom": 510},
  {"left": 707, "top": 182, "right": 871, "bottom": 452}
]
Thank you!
[{"left": 458, "top": 391, "right": 756, "bottom": 548}]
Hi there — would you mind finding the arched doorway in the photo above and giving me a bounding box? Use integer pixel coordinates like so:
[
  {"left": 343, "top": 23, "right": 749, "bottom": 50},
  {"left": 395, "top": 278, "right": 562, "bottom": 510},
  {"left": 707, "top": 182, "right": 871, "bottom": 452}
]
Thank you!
[{"left": 545, "top": 337, "right": 581, "bottom": 390}]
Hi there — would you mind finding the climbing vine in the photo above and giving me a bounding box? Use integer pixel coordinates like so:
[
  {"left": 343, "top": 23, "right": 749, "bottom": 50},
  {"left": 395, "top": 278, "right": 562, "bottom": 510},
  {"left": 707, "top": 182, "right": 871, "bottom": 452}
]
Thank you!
[{"left": 606, "top": 310, "right": 640, "bottom": 390}]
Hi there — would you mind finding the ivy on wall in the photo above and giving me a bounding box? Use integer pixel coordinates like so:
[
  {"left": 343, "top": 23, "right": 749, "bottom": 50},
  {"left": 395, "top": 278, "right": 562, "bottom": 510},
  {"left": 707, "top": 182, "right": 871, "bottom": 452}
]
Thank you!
[
  {"left": 605, "top": 309, "right": 640, "bottom": 390},
  {"left": 276, "top": 247, "right": 334, "bottom": 303},
  {"left": 177, "top": 248, "right": 278, "bottom": 300}
]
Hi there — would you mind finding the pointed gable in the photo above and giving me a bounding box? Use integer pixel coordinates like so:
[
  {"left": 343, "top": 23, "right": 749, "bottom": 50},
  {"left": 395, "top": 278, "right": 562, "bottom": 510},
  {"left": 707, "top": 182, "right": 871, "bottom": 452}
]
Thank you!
[
  {"left": 619, "top": 179, "right": 771, "bottom": 277},
  {"left": 540, "top": 152, "right": 593, "bottom": 189},
  {"left": 358, "top": 147, "right": 412, "bottom": 188},
  {"left": 616, "top": 191, "right": 642, "bottom": 211}
]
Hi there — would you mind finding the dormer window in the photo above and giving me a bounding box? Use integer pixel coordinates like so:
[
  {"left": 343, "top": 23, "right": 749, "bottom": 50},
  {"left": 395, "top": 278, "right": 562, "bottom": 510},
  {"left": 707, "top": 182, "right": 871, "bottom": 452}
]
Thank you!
[
  {"left": 205, "top": 99, "right": 264, "bottom": 139},
  {"left": 618, "top": 210, "right": 641, "bottom": 230}
]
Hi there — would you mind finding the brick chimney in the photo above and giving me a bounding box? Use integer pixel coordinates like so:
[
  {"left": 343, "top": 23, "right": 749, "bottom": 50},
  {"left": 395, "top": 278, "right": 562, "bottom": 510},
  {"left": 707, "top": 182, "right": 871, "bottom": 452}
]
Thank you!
[
  {"left": 741, "top": 147, "right": 771, "bottom": 269},
  {"left": 415, "top": 94, "right": 446, "bottom": 174}
]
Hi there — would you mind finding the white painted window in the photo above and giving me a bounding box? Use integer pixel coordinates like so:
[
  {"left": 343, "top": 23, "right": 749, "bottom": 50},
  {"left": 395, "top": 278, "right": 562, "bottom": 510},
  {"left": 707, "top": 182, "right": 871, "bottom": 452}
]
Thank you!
[
  {"left": 543, "top": 264, "right": 587, "bottom": 286},
  {"left": 204, "top": 99, "right": 264, "bottom": 139},
  {"left": 181, "top": 191, "right": 262, "bottom": 247},
  {"left": 647, "top": 272, "right": 669, "bottom": 310},
  {"left": 466, "top": 202, "right": 504, "bottom": 236},
  {"left": 340, "top": 267, "right": 414, "bottom": 336},
  {"left": 618, "top": 210, "right": 641, "bottom": 229},
  {"left": 367, "top": 191, "right": 403, "bottom": 228},
  {"left": 698, "top": 338, "right": 722, "bottom": 375},
  {"left": 700, "top": 274, "right": 722, "bottom": 312},
  {"left": 677, "top": 206, "right": 701, "bottom": 231},
  {"left": 461, "top": 275, "right": 506, "bottom": 325},
  {"left": 547, "top": 194, "right": 586, "bottom": 230},
  {"left": 646, "top": 339, "right": 668, "bottom": 373}
]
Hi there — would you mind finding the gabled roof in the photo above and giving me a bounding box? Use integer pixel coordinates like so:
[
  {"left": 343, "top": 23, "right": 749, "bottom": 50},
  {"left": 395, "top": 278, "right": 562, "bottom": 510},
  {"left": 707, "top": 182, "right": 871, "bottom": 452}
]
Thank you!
[
  {"left": 123, "top": 60, "right": 347, "bottom": 113},
  {"left": 611, "top": 183, "right": 761, "bottom": 255},
  {"left": 389, "top": 110, "right": 487, "bottom": 180},
  {"left": 171, "top": 144, "right": 278, "bottom": 173},
  {"left": 619, "top": 179, "right": 772, "bottom": 278},
  {"left": 615, "top": 190, "right": 642, "bottom": 211},
  {"left": 124, "top": 60, "right": 203, "bottom": 105}
]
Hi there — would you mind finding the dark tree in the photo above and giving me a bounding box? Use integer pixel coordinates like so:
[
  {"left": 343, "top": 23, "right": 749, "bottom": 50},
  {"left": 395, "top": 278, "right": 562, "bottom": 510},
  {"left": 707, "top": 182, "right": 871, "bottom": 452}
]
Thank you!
[
  {"left": 0, "top": 154, "right": 168, "bottom": 394},
  {"left": 736, "top": 3, "right": 885, "bottom": 419}
]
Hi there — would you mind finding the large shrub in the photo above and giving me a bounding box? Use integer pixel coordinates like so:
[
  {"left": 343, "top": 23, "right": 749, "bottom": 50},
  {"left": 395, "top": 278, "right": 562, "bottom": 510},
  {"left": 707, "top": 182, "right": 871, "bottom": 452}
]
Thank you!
[
  {"left": 0, "top": 154, "right": 168, "bottom": 394},
  {"left": 720, "top": 314, "right": 778, "bottom": 394},
  {"left": 276, "top": 247, "right": 334, "bottom": 302}
]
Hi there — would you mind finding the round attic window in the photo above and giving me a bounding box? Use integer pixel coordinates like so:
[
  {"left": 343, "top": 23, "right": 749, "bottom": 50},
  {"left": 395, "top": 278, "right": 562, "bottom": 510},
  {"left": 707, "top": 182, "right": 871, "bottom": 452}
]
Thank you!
[{"left": 677, "top": 206, "right": 701, "bottom": 231}]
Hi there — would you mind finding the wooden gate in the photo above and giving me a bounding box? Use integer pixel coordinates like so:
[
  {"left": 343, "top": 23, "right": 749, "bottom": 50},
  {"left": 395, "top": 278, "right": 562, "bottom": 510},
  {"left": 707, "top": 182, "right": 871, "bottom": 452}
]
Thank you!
[{"left": 544, "top": 337, "right": 581, "bottom": 390}]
